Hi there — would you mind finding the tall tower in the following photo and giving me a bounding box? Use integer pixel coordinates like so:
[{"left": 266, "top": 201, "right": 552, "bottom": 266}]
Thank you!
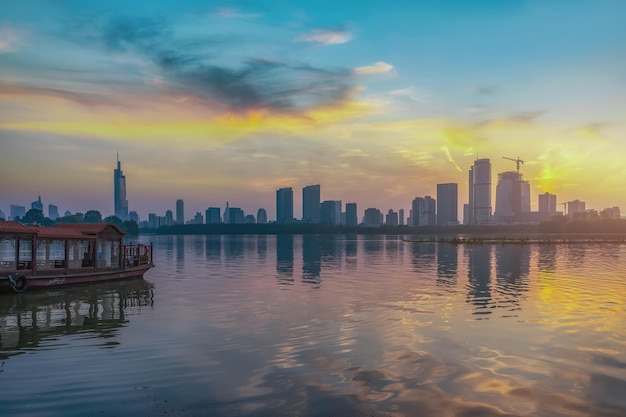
[
  {"left": 437, "top": 183, "right": 458, "bottom": 226},
  {"left": 176, "top": 199, "right": 184, "bottom": 225},
  {"left": 113, "top": 153, "right": 129, "bottom": 220},
  {"left": 302, "top": 184, "right": 321, "bottom": 223},
  {"left": 469, "top": 159, "right": 491, "bottom": 224},
  {"left": 276, "top": 187, "right": 294, "bottom": 223}
]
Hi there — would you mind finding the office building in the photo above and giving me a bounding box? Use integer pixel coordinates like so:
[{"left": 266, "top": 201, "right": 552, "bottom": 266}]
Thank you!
[
  {"left": 245, "top": 215, "right": 256, "bottom": 224},
  {"left": 320, "top": 200, "right": 342, "bottom": 225},
  {"left": 0, "top": 209, "right": 5, "bottom": 220},
  {"left": 10, "top": 205, "right": 25, "bottom": 220},
  {"left": 113, "top": 154, "right": 129, "bottom": 220},
  {"left": 411, "top": 196, "right": 436, "bottom": 226},
  {"left": 31, "top": 195, "right": 43, "bottom": 212},
  {"left": 228, "top": 207, "right": 245, "bottom": 224},
  {"left": 538, "top": 192, "right": 557, "bottom": 213},
  {"left": 494, "top": 171, "right": 530, "bottom": 223},
  {"left": 345, "top": 203, "right": 358, "bottom": 226},
  {"left": 205, "top": 207, "right": 221, "bottom": 224},
  {"left": 468, "top": 158, "right": 492, "bottom": 224},
  {"left": 257, "top": 208, "right": 268, "bottom": 224},
  {"left": 302, "top": 184, "right": 321, "bottom": 223},
  {"left": 386, "top": 209, "right": 398, "bottom": 226},
  {"left": 176, "top": 199, "right": 184, "bottom": 225},
  {"left": 567, "top": 200, "right": 586, "bottom": 217},
  {"left": 191, "top": 212, "right": 203, "bottom": 225},
  {"left": 399, "top": 209, "right": 404, "bottom": 226},
  {"left": 437, "top": 183, "right": 458, "bottom": 226},
  {"left": 276, "top": 187, "right": 294, "bottom": 223},
  {"left": 363, "top": 208, "right": 383, "bottom": 227},
  {"left": 224, "top": 202, "right": 230, "bottom": 224},
  {"left": 165, "top": 210, "right": 173, "bottom": 226},
  {"left": 48, "top": 204, "right": 60, "bottom": 220},
  {"left": 129, "top": 211, "right": 140, "bottom": 224}
]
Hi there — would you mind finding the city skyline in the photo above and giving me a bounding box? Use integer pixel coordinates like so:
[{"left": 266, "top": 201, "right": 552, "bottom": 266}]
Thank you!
[{"left": 1, "top": 1, "right": 625, "bottom": 217}]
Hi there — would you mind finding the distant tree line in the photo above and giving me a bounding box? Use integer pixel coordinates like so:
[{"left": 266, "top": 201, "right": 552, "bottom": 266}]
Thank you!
[
  {"left": 10, "top": 209, "right": 139, "bottom": 235},
  {"left": 143, "top": 216, "right": 626, "bottom": 236}
]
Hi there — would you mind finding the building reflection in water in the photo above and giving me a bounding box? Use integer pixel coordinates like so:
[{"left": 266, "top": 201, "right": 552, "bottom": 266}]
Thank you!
[
  {"left": 302, "top": 235, "right": 322, "bottom": 286},
  {"left": 224, "top": 235, "right": 244, "bottom": 261},
  {"left": 344, "top": 235, "right": 358, "bottom": 271},
  {"left": 537, "top": 244, "right": 557, "bottom": 274},
  {"left": 205, "top": 236, "right": 222, "bottom": 261},
  {"left": 0, "top": 279, "right": 154, "bottom": 360},
  {"left": 276, "top": 235, "right": 294, "bottom": 286},
  {"left": 466, "top": 245, "right": 493, "bottom": 317},
  {"left": 495, "top": 244, "right": 530, "bottom": 312},
  {"left": 176, "top": 235, "right": 185, "bottom": 273},
  {"left": 385, "top": 236, "right": 402, "bottom": 263},
  {"left": 436, "top": 243, "right": 458, "bottom": 286},
  {"left": 257, "top": 235, "right": 267, "bottom": 264},
  {"left": 363, "top": 235, "right": 384, "bottom": 266},
  {"left": 410, "top": 242, "right": 436, "bottom": 273}
]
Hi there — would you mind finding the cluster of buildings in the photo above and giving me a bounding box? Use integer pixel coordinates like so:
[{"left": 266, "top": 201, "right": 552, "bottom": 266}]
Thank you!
[{"left": 2, "top": 156, "right": 622, "bottom": 227}]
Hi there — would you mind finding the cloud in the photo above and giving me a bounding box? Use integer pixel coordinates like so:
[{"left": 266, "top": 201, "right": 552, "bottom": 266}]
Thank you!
[
  {"left": 296, "top": 29, "right": 352, "bottom": 45},
  {"left": 101, "top": 16, "right": 356, "bottom": 113},
  {"left": 475, "top": 84, "right": 497, "bottom": 95},
  {"left": 0, "top": 23, "right": 23, "bottom": 53},
  {"left": 0, "top": 81, "right": 125, "bottom": 107},
  {"left": 208, "top": 7, "right": 261, "bottom": 19},
  {"left": 440, "top": 145, "right": 462, "bottom": 172},
  {"left": 507, "top": 110, "right": 546, "bottom": 123},
  {"left": 354, "top": 62, "right": 394, "bottom": 75},
  {"left": 389, "top": 86, "right": 428, "bottom": 103}
]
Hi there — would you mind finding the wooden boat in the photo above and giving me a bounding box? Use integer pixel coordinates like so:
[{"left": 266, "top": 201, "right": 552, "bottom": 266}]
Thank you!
[{"left": 0, "top": 221, "right": 153, "bottom": 293}]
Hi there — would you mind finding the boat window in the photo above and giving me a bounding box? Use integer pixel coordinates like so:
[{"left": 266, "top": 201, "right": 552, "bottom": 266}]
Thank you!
[
  {"left": 37, "top": 239, "right": 66, "bottom": 270},
  {"left": 0, "top": 238, "right": 16, "bottom": 270},
  {"left": 18, "top": 239, "right": 33, "bottom": 270}
]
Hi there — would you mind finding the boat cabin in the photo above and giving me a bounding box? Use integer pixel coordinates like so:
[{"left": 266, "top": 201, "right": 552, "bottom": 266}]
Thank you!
[{"left": 0, "top": 221, "right": 152, "bottom": 279}]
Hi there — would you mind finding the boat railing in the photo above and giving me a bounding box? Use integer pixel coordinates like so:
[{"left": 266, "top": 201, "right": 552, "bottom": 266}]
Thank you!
[{"left": 123, "top": 243, "right": 153, "bottom": 269}]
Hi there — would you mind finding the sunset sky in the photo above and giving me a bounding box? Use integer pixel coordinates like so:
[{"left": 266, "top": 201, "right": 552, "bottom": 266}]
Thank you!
[{"left": 1, "top": 0, "right": 625, "bottom": 221}]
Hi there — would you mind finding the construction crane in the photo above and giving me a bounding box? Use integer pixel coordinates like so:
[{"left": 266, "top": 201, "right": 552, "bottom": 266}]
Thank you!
[{"left": 502, "top": 156, "right": 524, "bottom": 173}]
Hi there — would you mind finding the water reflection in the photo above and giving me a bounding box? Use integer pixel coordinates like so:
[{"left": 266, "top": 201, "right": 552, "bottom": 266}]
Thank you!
[
  {"left": 466, "top": 244, "right": 493, "bottom": 316},
  {"left": 302, "top": 235, "right": 321, "bottom": 285},
  {"left": 0, "top": 279, "right": 154, "bottom": 360},
  {"left": 436, "top": 243, "right": 458, "bottom": 286},
  {"left": 276, "top": 235, "right": 294, "bottom": 285},
  {"left": 537, "top": 244, "right": 557, "bottom": 273}
]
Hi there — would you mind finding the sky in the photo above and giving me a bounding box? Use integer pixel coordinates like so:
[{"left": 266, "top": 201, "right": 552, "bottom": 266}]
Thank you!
[{"left": 1, "top": 0, "right": 625, "bottom": 221}]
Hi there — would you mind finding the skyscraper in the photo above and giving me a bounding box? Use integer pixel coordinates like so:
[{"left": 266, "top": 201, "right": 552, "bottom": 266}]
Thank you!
[
  {"left": 345, "top": 202, "right": 358, "bottom": 226},
  {"left": 206, "top": 207, "right": 221, "bottom": 224},
  {"left": 437, "top": 183, "right": 458, "bottom": 226},
  {"left": 411, "top": 196, "right": 436, "bottom": 226},
  {"left": 48, "top": 204, "right": 60, "bottom": 220},
  {"left": 494, "top": 171, "right": 530, "bottom": 223},
  {"left": 114, "top": 154, "right": 129, "bottom": 220},
  {"left": 320, "top": 200, "right": 341, "bottom": 224},
  {"left": 468, "top": 158, "right": 492, "bottom": 224},
  {"left": 276, "top": 187, "right": 294, "bottom": 223},
  {"left": 31, "top": 195, "right": 43, "bottom": 211},
  {"left": 302, "top": 184, "right": 321, "bottom": 223},
  {"left": 176, "top": 199, "right": 184, "bottom": 224},
  {"left": 538, "top": 192, "right": 557, "bottom": 213}
]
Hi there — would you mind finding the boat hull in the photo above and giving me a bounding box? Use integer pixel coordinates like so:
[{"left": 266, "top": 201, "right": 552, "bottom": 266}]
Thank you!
[{"left": 1, "top": 264, "right": 153, "bottom": 293}]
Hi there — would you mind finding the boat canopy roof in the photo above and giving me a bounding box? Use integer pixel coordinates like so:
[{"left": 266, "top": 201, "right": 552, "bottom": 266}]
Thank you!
[{"left": 0, "top": 221, "right": 127, "bottom": 240}]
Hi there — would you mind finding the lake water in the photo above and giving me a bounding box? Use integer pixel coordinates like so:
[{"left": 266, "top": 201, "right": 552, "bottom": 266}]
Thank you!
[{"left": 1, "top": 235, "right": 625, "bottom": 417}]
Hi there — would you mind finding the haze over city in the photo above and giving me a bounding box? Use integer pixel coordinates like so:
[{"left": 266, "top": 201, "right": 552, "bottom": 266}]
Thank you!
[{"left": 1, "top": 1, "right": 625, "bottom": 220}]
